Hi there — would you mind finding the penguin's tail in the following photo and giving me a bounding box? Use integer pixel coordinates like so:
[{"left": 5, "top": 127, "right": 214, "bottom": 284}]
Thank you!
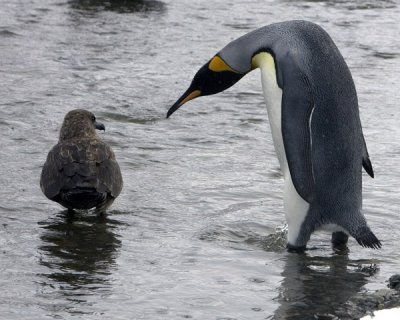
[{"left": 353, "top": 226, "right": 382, "bottom": 249}]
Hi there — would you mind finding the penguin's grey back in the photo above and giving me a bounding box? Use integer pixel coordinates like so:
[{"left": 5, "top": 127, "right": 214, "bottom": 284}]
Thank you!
[{"left": 221, "top": 20, "right": 365, "bottom": 226}]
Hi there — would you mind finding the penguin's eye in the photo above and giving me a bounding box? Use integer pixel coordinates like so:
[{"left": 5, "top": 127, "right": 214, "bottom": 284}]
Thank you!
[{"left": 91, "top": 115, "right": 96, "bottom": 122}]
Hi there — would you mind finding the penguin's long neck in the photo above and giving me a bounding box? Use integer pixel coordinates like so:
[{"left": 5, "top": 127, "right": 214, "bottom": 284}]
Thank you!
[{"left": 251, "top": 52, "right": 287, "bottom": 175}]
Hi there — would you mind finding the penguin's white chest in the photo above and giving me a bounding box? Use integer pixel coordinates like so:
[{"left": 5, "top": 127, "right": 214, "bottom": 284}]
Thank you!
[
  {"left": 251, "top": 52, "right": 310, "bottom": 245},
  {"left": 252, "top": 53, "right": 287, "bottom": 174}
]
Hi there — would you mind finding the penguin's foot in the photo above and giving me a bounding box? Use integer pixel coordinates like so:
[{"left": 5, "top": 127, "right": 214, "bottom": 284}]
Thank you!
[
  {"left": 286, "top": 243, "right": 307, "bottom": 253},
  {"left": 354, "top": 227, "right": 382, "bottom": 249},
  {"left": 332, "top": 232, "right": 349, "bottom": 254},
  {"left": 331, "top": 231, "right": 349, "bottom": 247}
]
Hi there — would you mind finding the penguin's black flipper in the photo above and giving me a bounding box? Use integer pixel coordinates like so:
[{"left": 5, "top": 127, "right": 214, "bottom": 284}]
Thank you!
[
  {"left": 361, "top": 132, "right": 374, "bottom": 178},
  {"left": 362, "top": 156, "right": 374, "bottom": 179},
  {"left": 281, "top": 57, "right": 315, "bottom": 203}
]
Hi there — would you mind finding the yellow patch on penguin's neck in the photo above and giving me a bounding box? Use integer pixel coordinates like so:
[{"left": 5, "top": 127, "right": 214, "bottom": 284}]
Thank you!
[{"left": 251, "top": 52, "right": 278, "bottom": 85}]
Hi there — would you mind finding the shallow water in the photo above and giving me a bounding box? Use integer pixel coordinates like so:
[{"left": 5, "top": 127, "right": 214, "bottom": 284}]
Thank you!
[{"left": 0, "top": 0, "right": 399, "bottom": 319}]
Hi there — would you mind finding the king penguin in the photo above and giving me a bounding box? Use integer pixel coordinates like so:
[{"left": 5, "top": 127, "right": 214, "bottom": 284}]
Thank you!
[{"left": 167, "top": 20, "right": 381, "bottom": 251}]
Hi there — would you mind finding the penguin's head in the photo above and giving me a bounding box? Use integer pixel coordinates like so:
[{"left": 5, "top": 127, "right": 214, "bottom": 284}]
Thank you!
[{"left": 167, "top": 55, "right": 245, "bottom": 118}]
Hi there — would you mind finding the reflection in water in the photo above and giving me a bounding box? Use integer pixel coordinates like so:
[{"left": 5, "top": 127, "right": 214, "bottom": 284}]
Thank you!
[
  {"left": 282, "top": 0, "right": 397, "bottom": 10},
  {"left": 38, "top": 211, "right": 121, "bottom": 295},
  {"left": 69, "top": 0, "right": 166, "bottom": 13},
  {"left": 273, "top": 252, "right": 379, "bottom": 319}
]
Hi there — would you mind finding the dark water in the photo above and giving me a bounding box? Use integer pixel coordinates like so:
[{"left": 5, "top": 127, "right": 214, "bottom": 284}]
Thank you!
[{"left": 0, "top": 0, "right": 399, "bottom": 319}]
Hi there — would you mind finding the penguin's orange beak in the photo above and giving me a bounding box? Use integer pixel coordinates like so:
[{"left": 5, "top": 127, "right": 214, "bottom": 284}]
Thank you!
[{"left": 167, "top": 89, "right": 201, "bottom": 118}]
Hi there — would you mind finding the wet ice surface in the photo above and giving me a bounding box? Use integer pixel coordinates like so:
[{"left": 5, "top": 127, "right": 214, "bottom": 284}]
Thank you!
[{"left": 0, "top": 0, "right": 399, "bottom": 319}]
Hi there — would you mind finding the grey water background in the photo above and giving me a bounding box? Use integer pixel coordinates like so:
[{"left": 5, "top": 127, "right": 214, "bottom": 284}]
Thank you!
[{"left": 0, "top": 0, "right": 399, "bottom": 319}]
